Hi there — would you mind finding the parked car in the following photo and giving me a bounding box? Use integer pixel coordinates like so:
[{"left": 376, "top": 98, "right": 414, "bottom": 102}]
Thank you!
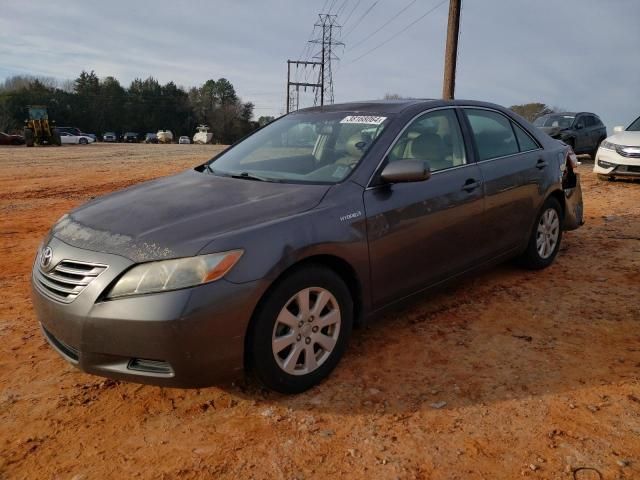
[
  {"left": 59, "top": 131, "right": 95, "bottom": 145},
  {"left": 103, "top": 132, "right": 118, "bottom": 143},
  {"left": 122, "top": 132, "right": 139, "bottom": 143},
  {"left": 0, "top": 132, "right": 25, "bottom": 145},
  {"left": 534, "top": 112, "right": 607, "bottom": 158},
  {"left": 31, "top": 100, "right": 583, "bottom": 393},
  {"left": 157, "top": 130, "right": 173, "bottom": 144},
  {"left": 144, "top": 133, "right": 158, "bottom": 144},
  {"left": 179, "top": 136, "right": 191, "bottom": 144},
  {"left": 593, "top": 115, "right": 640, "bottom": 180},
  {"left": 56, "top": 126, "right": 83, "bottom": 136}
]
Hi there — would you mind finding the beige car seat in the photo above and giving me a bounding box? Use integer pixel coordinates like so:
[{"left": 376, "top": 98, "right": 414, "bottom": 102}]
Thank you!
[
  {"left": 335, "top": 133, "right": 368, "bottom": 167},
  {"left": 410, "top": 133, "right": 451, "bottom": 171}
]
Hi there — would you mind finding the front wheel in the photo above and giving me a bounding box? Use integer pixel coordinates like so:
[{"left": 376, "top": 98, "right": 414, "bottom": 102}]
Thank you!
[
  {"left": 519, "top": 197, "right": 563, "bottom": 270},
  {"left": 79, "top": 138, "right": 88, "bottom": 145},
  {"left": 248, "top": 266, "right": 353, "bottom": 393}
]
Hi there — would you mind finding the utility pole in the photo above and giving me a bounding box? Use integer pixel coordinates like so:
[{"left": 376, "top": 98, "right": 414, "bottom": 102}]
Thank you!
[
  {"left": 285, "top": 60, "right": 323, "bottom": 113},
  {"left": 312, "top": 14, "right": 343, "bottom": 107},
  {"left": 442, "top": 0, "right": 461, "bottom": 100}
]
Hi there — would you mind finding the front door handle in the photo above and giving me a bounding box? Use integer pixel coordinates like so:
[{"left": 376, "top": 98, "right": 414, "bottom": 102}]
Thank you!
[
  {"left": 462, "top": 178, "right": 481, "bottom": 192},
  {"left": 536, "top": 159, "right": 548, "bottom": 169}
]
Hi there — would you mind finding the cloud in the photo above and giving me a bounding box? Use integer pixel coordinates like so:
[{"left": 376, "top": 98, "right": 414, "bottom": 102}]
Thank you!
[{"left": 1, "top": 0, "right": 638, "bottom": 126}]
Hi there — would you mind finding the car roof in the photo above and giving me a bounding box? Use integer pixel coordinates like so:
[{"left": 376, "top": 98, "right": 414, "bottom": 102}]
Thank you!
[{"left": 293, "top": 99, "right": 517, "bottom": 115}]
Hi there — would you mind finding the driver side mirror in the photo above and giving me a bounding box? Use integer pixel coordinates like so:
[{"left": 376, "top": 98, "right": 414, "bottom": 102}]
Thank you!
[{"left": 380, "top": 159, "right": 431, "bottom": 183}]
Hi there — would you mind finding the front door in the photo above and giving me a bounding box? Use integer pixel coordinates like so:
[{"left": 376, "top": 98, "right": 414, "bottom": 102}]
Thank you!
[{"left": 364, "top": 108, "right": 485, "bottom": 308}]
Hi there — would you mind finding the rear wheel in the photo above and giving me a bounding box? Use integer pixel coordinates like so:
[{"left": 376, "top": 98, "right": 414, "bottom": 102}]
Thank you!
[
  {"left": 519, "top": 197, "right": 563, "bottom": 270},
  {"left": 249, "top": 266, "right": 353, "bottom": 393}
]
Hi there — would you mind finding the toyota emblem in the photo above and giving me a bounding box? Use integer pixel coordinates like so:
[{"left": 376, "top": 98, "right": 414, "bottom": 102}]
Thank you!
[{"left": 40, "top": 246, "right": 53, "bottom": 270}]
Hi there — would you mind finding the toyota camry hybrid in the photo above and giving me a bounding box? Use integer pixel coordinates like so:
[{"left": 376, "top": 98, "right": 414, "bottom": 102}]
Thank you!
[{"left": 32, "top": 100, "right": 584, "bottom": 393}]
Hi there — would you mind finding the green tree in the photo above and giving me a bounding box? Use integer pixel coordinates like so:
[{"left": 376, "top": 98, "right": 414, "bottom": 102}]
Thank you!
[{"left": 509, "top": 103, "right": 555, "bottom": 122}]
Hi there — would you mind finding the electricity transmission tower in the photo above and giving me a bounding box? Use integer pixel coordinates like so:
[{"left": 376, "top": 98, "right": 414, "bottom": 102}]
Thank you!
[
  {"left": 285, "top": 12, "right": 344, "bottom": 113},
  {"left": 311, "top": 14, "right": 344, "bottom": 106}
]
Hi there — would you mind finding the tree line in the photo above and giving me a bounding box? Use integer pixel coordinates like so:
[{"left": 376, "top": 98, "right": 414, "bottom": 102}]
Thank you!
[{"left": 0, "top": 71, "right": 274, "bottom": 144}]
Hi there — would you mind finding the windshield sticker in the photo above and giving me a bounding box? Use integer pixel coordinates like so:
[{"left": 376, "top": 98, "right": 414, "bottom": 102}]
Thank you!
[{"left": 340, "top": 115, "right": 387, "bottom": 125}]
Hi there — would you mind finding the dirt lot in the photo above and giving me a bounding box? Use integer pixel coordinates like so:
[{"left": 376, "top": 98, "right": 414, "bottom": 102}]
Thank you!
[{"left": 1, "top": 144, "right": 639, "bottom": 479}]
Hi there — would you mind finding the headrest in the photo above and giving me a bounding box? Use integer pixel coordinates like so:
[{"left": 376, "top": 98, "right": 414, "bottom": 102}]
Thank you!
[
  {"left": 411, "top": 133, "right": 444, "bottom": 160},
  {"left": 345, "top": 133, "right": 368, "bottom": 157}
]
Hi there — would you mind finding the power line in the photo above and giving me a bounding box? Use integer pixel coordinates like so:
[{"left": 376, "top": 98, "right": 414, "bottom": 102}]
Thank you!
[
  {"left": 336, "top": 0, "right": 350, "bottom": 16},
  {"left": 328, "top": 0, "right": 338, "bottom": 14},
  {"left": 347, "top": 0, "right": 418, "bottom": 52},
  {"left": 342, "top": 1, "right": 378, "bottom": 39},
  {"left": 344, "top": 0, "right": 447, "bottom": 65},
  {"left": 342, "top": 0, "right": 362, "bottom": 28}
]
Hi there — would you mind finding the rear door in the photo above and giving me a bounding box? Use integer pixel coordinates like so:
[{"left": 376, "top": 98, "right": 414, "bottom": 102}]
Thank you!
[
  {"left": 364, "top": 108, "right": 485, "bottom": 307},
  {"left": 573, "top": 115, "right": 589, "bottom": 152},
  {"left": 462, "top": 107, "right": 546, "bottom": 257}
]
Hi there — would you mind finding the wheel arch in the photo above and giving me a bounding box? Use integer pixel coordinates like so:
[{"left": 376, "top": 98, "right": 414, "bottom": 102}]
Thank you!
[
  {"left": 243, "top": 253, "right": 363, "bottom": 370},
  {"left": 547, "top": 189, "right": 566, "bottom": 219}
]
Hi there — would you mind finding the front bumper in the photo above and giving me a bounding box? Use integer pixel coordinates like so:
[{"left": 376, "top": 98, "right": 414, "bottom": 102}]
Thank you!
[
  {"left": 593, "top": 148, "right": 640, "bottom": 177},
  {"left": 32, "top": 237, "right": 264, "bottom": 388}
]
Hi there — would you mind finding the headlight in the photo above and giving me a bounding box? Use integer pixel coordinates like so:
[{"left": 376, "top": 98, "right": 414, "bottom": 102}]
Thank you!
[
  {"left": 106, "top": 250, "right": 243, "bottom": 298},
  {"left": 600, "top": 140, "right": 616, "bottom": 150}
]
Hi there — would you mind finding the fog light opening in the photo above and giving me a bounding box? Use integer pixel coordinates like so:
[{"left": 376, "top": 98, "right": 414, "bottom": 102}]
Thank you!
[{"left": 127, "top": 358, "right": 174, "bottom": 375}]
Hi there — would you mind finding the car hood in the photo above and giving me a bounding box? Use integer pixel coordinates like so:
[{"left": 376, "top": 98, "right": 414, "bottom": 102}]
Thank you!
[
  {"left": 51, "top": 170, "right": 330, "bottom": 262},
  {"left": 607, "top": 131, "right": 640, "bottom": 146}
]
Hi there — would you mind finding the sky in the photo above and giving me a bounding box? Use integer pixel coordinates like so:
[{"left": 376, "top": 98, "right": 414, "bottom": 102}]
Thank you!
[{"left": 1, "top": 0, "right": 638, "bottom": 130}]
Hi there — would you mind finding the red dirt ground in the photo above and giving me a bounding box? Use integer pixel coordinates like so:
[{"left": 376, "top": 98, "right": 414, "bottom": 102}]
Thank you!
[{"left": 1, "top": 144, "right": 639, "bottom": 479}]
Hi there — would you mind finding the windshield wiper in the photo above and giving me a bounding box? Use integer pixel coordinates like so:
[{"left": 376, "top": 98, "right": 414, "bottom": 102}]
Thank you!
[{"left": 229, "top": 171, "right": 271, "bottom": 182}]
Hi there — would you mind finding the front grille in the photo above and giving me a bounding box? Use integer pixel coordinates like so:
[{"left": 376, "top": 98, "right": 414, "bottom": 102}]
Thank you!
[
  {"left": 35, "top": 258, "right": 107, "bottom": 303},
  {"left": 42, "top": 326, "right": 79, "bottom": 362},
  {"left": 616, "top": 146, "right": 640, "bottom": 158}
]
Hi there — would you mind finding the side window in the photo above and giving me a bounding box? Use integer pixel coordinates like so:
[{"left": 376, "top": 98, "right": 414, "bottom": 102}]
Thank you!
[
  {"left": 574, "top": 116, "right": 585, "bottom": 128},
  {"left": 389, "top": 109, "right": 466, "bottom": 172},
  {"left": 465, "top": 109, "right": 519, "bottom": 160},
  {"left": 584, "top": 116, "right": 595, "bottom": 127},
  {"left": 512, "top": 122, "right": 539, "bottom": 152}
]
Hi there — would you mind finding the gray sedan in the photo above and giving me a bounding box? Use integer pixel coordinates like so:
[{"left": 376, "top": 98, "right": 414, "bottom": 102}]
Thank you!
[{"left": 32, "top": 99, "right": 583, "bottom": 393}]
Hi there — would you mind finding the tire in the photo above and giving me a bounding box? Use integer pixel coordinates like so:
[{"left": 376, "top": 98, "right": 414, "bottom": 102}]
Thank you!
[
  {"left": 519, "top": 197, "right": 563, "bottom": 270},
  {"left": 24, "top": 128, "right": 34, "bottom": 147},
  {"left": 591, "top": 138, "right": 604, "bottom": 161},
  {"left": 79, "top": 138, "right": 88, "bottom": 145},
  {"left": 248, "top": 265, "right": 353, "bottom": 393}
]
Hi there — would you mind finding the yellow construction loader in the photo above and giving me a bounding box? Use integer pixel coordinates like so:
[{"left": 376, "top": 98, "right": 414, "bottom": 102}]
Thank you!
[{"left": 24, "top": 106, "right": 61, "bottom": 147}]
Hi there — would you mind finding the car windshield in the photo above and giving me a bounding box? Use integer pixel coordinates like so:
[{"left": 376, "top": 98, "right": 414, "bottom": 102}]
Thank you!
[
  {"left": 533, "top": 114, "right": 575, "bottom": 128},
  {"left": 627, "top": 116, "right": 640, "bottom": 131},
  {"left": 205, "top": 111, "right": 390, "bottom": 184}
]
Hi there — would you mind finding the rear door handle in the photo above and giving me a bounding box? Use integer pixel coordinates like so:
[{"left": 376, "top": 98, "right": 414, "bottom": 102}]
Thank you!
[
  {"left": 462, "top": 179, "right": 481, "bottom": 192},
  {"left": 536, "top": 159, "right": 548, "bottom": 169}
]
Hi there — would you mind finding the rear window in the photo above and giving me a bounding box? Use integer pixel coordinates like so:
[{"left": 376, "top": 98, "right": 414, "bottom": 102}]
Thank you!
[
  {"left": 465, "top": 109, "right": 519, "bottom": 161},
  {"left": 513, "top": 123, "right": 540, "bottom": 152}
]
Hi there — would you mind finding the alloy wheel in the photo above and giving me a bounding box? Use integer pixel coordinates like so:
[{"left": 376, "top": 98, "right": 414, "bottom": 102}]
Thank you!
[
  {"left": 271, "top": 287, "right": 341, "bottom": 376},
  {"left": 536, "top": 208, "right": 560, "bottom": 259}
]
